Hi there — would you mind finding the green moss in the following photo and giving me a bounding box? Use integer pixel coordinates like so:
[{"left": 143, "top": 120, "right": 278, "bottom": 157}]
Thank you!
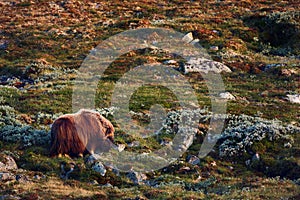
[
  {"left": 17, "top": 150, "right": 60, "bottom": 173},
  {"left": 251, "top": 142, "right": 267, "bottom": 154}
]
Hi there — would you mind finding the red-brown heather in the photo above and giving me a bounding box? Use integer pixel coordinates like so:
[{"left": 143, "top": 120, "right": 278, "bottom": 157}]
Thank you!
[{"left": 49, "top": 109, "right": 115, "bottom": 157}]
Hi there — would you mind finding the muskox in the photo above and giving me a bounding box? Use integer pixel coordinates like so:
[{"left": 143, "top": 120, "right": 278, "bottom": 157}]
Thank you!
[{"left": 49, "top": 109, "right": 115, "bottom": 157}]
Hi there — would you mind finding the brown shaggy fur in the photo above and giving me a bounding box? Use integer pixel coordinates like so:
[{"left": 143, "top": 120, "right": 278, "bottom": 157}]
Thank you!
[{"left": 50, "top": 109, "right": 114, "bottom": 157}]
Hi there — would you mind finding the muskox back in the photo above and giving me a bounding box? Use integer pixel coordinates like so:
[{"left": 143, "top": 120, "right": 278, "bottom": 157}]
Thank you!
[{"left": 50, "top": 109, "right": 114, "bottom": 157}]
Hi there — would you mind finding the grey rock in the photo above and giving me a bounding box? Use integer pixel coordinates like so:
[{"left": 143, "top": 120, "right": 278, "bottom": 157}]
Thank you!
[
  {"left": 0, "top": 195, "right": 21, "bottom": 200},
  {"left": 0, "top": 40, "right": 8, "bottom": 50},
  {"left": 280, "top": 68, "right": 297, "bottom": 77},
  {"left": 89, "top": 180, "right": 99, "bottom": 185},
  {"left": 126, "top": 170, "right": 147, "bottom": 185},
  {"left": 33, "top": 174, "right": 42, "bottom": 180},
  {"left": 0, "top": 153, "right": 18, "bottom": 171},
  {"left": 160, "top": 140, "right": 173, "bottom": 146},
  {"left": 245, "top": 159, "right": 251, "bottom": 166},
  {"left": 286, "top": 94, "right": 300, "bottom": 104},
  {"left": 16, "top": 174, "right": 30, "bottom": 183},
  {"left": 92, "top": 161, "right": 106, "bottom": 176},
  {"left": 252, "top": 153, "right": 260, "bottom": 162},
  {"left": 187, "top": 155, "right": 200, "bottom": 165},
  {"left": 100, "top": 183, "right": 113, "bottom": 188},
  {"left": 128, "top": 141, "right": 140, "bottom": 147},
  {"left": 85, "top": 154, "right": 105, "bottom": 166},
  {"left": 163, "top": 60, "right": 177, "bottom": 65},
  {"left": 182, "top": 32, "right": 199, "bottom": 46},
  {"left": 85, "top": 154, "right": 98, "bottom": 166},
  {"left": 264, "top": 63, "right": 286, "bottom": 71},
  {"left": 112, "top": 168, "right": 120, "bottom": 176},
  {"left": 182, "top": 57, "right": 231, "bottom": 74},
  {"left": 284, "top": 142, "right": 292, "bottom": 148},
  {"left": 182, "top": 32, "right": 194, "bottom": 43},
  {"left": 219, "top": 92, "right": 236, "bottom": 100},
  {"left": 190, "top": 39, "right": 200, "bottom": 45},
  {"left": 210, "top": 46, "right": 219, "bottom": 51},
  {"left": 113, "top": 144, "right": 125, "bottom": 152},
  {"left": 0, "top": 172, "right": 15, "bottom": 181}
]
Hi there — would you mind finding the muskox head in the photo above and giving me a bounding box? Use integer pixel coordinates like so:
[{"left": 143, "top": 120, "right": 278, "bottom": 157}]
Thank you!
[{"left": 49, "top": 109, "right": 115, "bottom": 157}]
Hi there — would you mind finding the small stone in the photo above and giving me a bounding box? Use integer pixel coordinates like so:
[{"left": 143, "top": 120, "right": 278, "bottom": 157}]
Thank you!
[
  {"left": 113, "top": 144, "right": 125, "bottom": 152},
  {"left": 260, "top": 90, "right": 269, "bottom": 97},
  {"left": 182, "top": 32, "right": 194, "bottom": 43},
  {"left": 178, "top": 166, "right": 191, "bottom": 173},
  {"left": 190, "top": 39, "right": 200, "bottom": 45},
  {"left": 212, "top": 30, "right": 219, "bottom": 34},
  {"left": 264, "top": 63, "right": 286, "bottom": 71},
  {"left": 100, "top": 183, "right": 113, "bottom": 188},
  {"left": 219, "top": 92, "right": 236, "bottom": 100},
  {"left": 286, "top": 94, "right": 300, "bottom": 104},
  {"left": 0, "top": 172, "right": 15, "bottom": 181},
  {"left": 245, "top": 159, "right": 251, "bottom": 166},
  {"left": 89, "top": 180, "right": 99, "bottom": 185},
  {"left": 128, "top": 141, "right": 140, "bottom": 147},
  {"left": 112, "top": 168, "right": 120, "bottom": 176},
  {"left": 187, "top": 155, "right": 200, "bottom": 165},
  {"left": 284, "top": 142, "right": 292, "bottom": 148},
  {"left": 252, "top": 153, "right": 260, "bottom": 161},
  {"left": 280, "top": 68, "right": 297, "bottom": 77},
  {"left": 210, "top": 161, "right": 217, "bottom": 167},
  {"left": 0, "top": 195, "right": 20, "bottom": 200},
  {"left": 0, "top": 40, "right": 8, "bottom": 50},
  {"left": 242, "top": 187, "right": 250, "bottom": 192},
  {"left": 92, "top": 162, "right": 106, "bottom": 176},
  {"left": 85, "top": 154, "right": 101, "bottom": 166},
  {"left": 210, "top": 46, "right": 219, "bottom": 51},
  {"left": 126, "top": 170, "right": 147, "bottom": 185},
  {"left": 160, "top": 140, "right": 173, "bottom": 146},
  {"left": 163, "top": 60, "right": 177, "bottom": 65},
  {"left": 16, "top": 174, "right": 30, "bottom": 183}
]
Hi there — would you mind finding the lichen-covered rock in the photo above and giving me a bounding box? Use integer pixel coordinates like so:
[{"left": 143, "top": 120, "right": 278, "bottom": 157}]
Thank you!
[{"left": 181, "top": 57, "right": 232, "bottom": 74}]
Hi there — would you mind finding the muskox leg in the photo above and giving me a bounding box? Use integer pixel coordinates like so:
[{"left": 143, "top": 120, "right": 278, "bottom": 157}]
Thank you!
[
  {"left": 51, "top": 115, "right": 87, "bottom": 157},
  {"left": 58, "top": 153, "right": 62, "bottom": 158}
]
